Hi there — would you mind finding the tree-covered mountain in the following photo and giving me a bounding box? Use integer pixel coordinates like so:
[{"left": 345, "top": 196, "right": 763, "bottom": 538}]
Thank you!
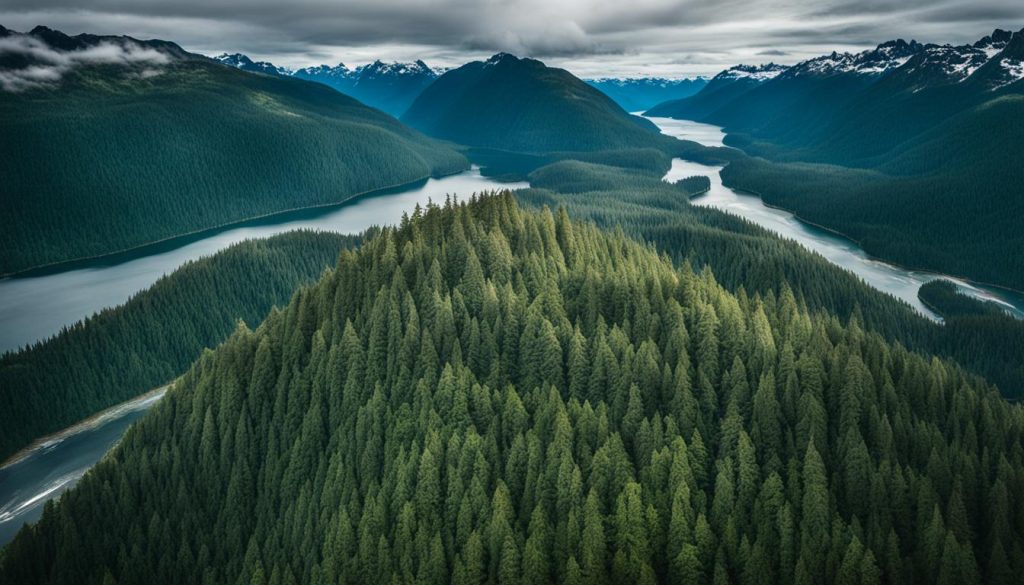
[
  {"left": 402, "top": 53, "right": 671, "bottom": 153},
  {"left": 0, "top": 231, "right": 359, "bottom": 464},
  {"left": 585, "top": 77, "right": 707, "bottom": 112},
  {"left": 648, "top": 28, "right": 1024, "bottom": 291},
  {"left": 0, "top": 26, "right": 466, "bottom": 275},
  {"left": 3, "top": 193, "right": 1023, "bottom": 584},
  {"left": 644, "top": 64, "right": 787, "bottom": 120},
  {"left": 294, "top": 60, "right": 439, "bottom": 117}
]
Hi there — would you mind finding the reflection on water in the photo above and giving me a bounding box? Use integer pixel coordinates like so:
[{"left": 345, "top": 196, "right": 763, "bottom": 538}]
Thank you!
[{"left": 646, "top": 116, "right": 1024, "bottom": 321}]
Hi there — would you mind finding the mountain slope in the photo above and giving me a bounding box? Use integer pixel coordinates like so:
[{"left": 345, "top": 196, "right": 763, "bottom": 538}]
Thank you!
[
  {"left": 0, "top": 27, "right": 467, "bottom": 275},
  {"left": 402, "top": 53, "right": 669, "bottom": 152},
  {"left": 294, "top": 60, "right": 438, "bottom": 116},
  {"left": 586, "top": 77, "right": 707, "bottom": 111},
  {"left": 2, "top": 193, "right": 1022, "bottom": 584},
  {"left": 0, "top": 231, "right": 359, "bottom": 463},
  {"left": 645, "top": 64, "right": 787, "bottom": 120}
]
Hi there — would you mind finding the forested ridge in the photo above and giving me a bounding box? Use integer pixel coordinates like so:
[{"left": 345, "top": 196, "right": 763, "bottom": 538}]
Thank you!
[
  {"left": 0, "top": 56, "right": 467, "bottom": 275},
  {"left": 0, "top": 231, "right": 359, "bottom": 463},
  {"left": 516, "top": 159, "right": 1024, "bottom": 398},
  {"left": 3, "top": 193, "right": 1023, "bottom": 584}
]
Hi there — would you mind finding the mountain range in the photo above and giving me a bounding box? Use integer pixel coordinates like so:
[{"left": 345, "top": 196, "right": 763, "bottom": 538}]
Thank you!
[
  {"left": 214, "top": 52, "right": 439, "bottom": 116},
  {"left": 584, "top": 77, "right": 707, "bottom": 111},
  {"left": 647, "top": 28, "right": 1024, "bottom": 291}
]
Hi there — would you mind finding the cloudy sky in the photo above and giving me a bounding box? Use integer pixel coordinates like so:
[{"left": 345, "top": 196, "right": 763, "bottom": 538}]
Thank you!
[{"left": 1, "top": 0, "right": 1022, "bottom": 78}]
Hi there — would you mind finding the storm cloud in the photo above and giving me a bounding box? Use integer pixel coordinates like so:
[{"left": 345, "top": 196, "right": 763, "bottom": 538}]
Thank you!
[{"left": 1, "top": 0, "right": 1021, "bottom": 77}]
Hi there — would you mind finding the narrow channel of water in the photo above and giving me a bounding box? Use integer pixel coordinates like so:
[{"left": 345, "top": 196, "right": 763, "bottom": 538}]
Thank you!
[
  {"left": 0, "top": 168, "right": 525, "bottom": 354},
  {"left": 646, "top": 115, "right": 1024, "bottom": 321}
]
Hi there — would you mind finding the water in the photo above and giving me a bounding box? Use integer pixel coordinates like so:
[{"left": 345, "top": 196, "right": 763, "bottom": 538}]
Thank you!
[
  {"left": 0, "top": 389, "right": 166, "bottom": 546},
  {"left": 0, "top": 168, "right": 523, "bottom": 547},
  {"left": 646, "top": 115, "right": 1024, "bottom": 321},
  {"left": 0, "top": 168, "right": 525, "bottom": 354}
]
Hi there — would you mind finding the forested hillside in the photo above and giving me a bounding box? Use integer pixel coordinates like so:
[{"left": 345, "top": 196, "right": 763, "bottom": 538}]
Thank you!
[
  {"left": 516, "top": 159, "right": 1024, "bottom": 398},
  {"left": 3, "top": 193, "right": 1023, "bottom": 584},
  {"left": 0, "top": 231, "right": 358, "bottom": 463},
  {"left": 0, "top": 27, "right": 466, "bottom": 275},
  {"left": 402, "top": 53, "right": 671, "bottom": 153}
]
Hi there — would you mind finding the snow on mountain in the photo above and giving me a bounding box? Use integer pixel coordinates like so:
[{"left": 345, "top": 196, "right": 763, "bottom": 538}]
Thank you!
[
  {"left": 780, "top": 39, "right": 923, "bottom": 78},
  {"left": 213, "top": 53, "right": 289, "bottom": 76},
  {"left": 716, "top": 63, "right": 787, "bottom": 81}
]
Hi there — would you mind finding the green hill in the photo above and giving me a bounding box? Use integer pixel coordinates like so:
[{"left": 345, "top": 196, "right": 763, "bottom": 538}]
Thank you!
[
  {"left": 0, "top": 230, "right": 359, "bottom": 463},
  {"left": 3, "top": 193, "right": 1023, "bottom": 584},
  {"left": 401, "top": 53, "right": 670, "bottom": 153},
  {"left": 0, "top": 27, "right": 467, "bottom": 275}
]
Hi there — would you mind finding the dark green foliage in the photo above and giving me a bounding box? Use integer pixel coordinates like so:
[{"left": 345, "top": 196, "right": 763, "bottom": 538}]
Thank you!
[
  {"left": 402, "top": 53, "right": 672, "bottom": 153},
  {"left": 516, "top": 159, "right": 1023, "bottom": 397},
  {"left": 4, "top": 193, "right": 1022, "bottom": 585},
  {"left": 0, "top": 58, "right": 467, "bottom": 274},
  {"left": 917, "top": 281, "right": 1024, "bottom": 394},
  {"left": 676, "top": 175, "right": 711, "bottom": 195},
  {"left": 0, "top": 231, "right": 359, "bottom": 463},
  {"left": 471, "top": 148, "right": 673, "bottom": 182}
]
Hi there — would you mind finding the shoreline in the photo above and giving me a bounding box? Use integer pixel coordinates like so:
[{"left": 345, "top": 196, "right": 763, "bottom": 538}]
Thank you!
[
  {"left": 1, "top": 166, "right": 471, "bottom": 280},
  {"left": 0, "top": 384, "right": 171, "bottom": 470}
]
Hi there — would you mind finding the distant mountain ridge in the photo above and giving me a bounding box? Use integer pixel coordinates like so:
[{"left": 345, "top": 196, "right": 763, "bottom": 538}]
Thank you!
[
  {"left": 585, "top": 76, "right": 707, "bottom": 111},
  {"left": 402, "top": 52, "right": 670, "bottom": 153},
  {"left": 213, "top": 52, "right": 438, "bottom": 116},
  {"left": 645, "top": 63, "right": 787, "bottom": 119}
]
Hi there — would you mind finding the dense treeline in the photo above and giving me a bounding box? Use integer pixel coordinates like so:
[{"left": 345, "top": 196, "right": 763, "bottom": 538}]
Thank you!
[
  {"left": 720, "top": 148, "right": 1024, "bottom": 291},
  {"left": 0, "top": 59, "right": 467, "bottom": 274},
  {"left": 677, "top": 175, "right": 712, "bottom": 195},
  {"left": 917, "top": 281, "right": 1024, "bottom": 395},
  {"left": 0, "top": 231, "right": 358, "bottom": 463},
  {"left": 517, "top": 159, "right": 1024, "bottom": 397},
  {"left": 4, "top": 192, "right": 1022, "bottom": 584}
]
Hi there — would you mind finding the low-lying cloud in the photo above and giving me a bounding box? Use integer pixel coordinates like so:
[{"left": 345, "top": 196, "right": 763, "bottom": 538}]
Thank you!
[{"left": 0, "top": 34, "right": 170, "bottom": 91}]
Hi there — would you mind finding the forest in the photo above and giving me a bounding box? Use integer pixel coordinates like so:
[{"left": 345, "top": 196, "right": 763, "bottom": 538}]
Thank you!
[
  {"left": 0, "top": 231, "right": 359, "bottom": 463},
  {"left": 0, "top": 58, "right": 466, "bottom": 275},
  {"left": 516, "top": 158, "right": 1024, "bottom": 398},
  {"left": 3, "top": 192, "right": 1022, "bottom": 585}
]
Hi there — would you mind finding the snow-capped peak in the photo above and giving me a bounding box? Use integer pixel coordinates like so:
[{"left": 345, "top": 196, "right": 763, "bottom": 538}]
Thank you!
[
  {"left": 782, "top": 39, "right": 923, "bottom": 78},
  {"left": 716, "top": 63, "right": 787, "bottom": 81}
]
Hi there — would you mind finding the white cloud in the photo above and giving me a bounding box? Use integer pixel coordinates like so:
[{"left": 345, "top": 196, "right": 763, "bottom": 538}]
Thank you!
[{"left": 0, "top": 33, "right": 171, "bottom": 91}]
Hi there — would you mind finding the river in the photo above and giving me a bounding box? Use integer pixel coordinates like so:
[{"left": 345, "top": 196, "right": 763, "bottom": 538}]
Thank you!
[
  {"left": 645, "top": 115, "right": 1024, "bottom": 321},
  {"left": 0, "top": 167, "right": 525, "bottom": 547}
]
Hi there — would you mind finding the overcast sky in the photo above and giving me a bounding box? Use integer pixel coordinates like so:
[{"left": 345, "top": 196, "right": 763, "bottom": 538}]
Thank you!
[{"left": 2, "top": 0, "right": 1022, "bottom": 78}]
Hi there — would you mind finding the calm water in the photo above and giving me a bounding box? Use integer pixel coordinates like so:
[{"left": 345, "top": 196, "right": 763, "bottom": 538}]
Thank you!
[
  {"left": 0, "top": 390, "right": 165, "bottom": 546},
  {"left": 646, "top": 115, "right": 1024, "bottom": 321},
  {"left": 0, "top": 168, "right": 523, "bottom": 547},
  {"left": 0, "top": 168, "right": 525, "bottom": 354}
]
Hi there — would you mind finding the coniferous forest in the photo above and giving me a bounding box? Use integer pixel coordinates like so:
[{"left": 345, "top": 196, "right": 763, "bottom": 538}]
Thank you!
[
  {"left": 3, "top": 193, "right": 1023, "bottom": 584},
  {"left": 0, "top": 231, "right": 359, "bottom": 463}
]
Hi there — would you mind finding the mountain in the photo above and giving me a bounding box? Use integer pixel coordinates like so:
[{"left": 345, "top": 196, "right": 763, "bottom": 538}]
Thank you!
[
  {"left": 213, "top": 52, "right": 291, "bottom": 76},
  {"left": 4, "top": 191, "right": 1023, "bottom": 584},
  {"left": 0, "top": 26, "right": 466, "bottom": 275},
  {"left": 691, "top": 28, "right": 1024, "bottom": 290},
  {"left": 645, "top": 63, "right": 787, "bottom": 119},
  {"left": 402, "top": 53, "right": 669, "bottom": 153},
  {"left": 585, "top": 77, "right": 707, "bottom": 111},
  {"left": 294, "top": 59, "right": 438, "bottom": 116}
]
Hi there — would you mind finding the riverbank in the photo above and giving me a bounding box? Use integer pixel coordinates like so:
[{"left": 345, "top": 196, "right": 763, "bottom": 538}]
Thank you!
[{"left": 1, "top": 385, "right": 170, "bottom": 470}]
